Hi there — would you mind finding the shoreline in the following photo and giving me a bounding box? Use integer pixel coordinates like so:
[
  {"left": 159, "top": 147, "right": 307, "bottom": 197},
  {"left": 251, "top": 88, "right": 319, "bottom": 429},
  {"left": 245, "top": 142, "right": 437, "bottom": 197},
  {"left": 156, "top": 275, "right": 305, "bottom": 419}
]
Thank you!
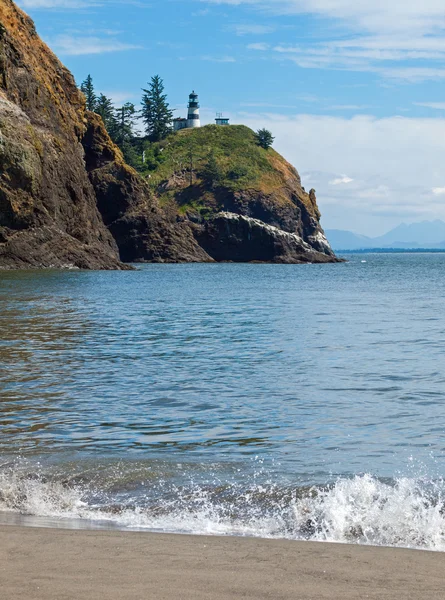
[{"left": 1, "top": 525, "right": 445, "bottom": 599}]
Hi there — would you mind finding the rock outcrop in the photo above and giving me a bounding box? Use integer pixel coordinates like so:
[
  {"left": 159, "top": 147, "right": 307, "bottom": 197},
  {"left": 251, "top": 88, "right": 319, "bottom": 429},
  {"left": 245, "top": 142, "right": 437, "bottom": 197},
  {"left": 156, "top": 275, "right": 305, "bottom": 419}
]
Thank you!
[
  {"left": 195, "top": 212, "right": 335, "bottom": 263},
  {"left": 0, "top": 0, "right": 124, "bottom": 269}
]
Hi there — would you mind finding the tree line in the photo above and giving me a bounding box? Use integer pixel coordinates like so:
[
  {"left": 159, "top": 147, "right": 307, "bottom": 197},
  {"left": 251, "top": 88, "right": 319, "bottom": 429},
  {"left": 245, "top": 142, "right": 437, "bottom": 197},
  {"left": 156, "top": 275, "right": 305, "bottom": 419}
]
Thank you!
[
  {"left": 80, "top": 74, "right": 174, "bottom": 170},
  {"left": 79, "top": 74, "right": 275, "bottom": 172}
]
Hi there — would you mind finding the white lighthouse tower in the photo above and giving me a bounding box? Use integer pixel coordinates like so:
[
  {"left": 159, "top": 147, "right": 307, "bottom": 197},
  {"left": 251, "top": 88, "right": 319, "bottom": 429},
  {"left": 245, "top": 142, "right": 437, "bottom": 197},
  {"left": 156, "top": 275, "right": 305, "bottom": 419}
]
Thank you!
[{"left": 187, "top": 91, "right": 201, "bottom": 128}]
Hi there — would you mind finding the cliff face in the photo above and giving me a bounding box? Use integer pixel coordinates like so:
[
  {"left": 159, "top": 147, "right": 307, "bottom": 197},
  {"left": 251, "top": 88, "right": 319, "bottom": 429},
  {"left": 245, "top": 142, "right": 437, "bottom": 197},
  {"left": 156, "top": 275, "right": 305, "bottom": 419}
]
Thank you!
[
  {"left": 82, "top": 112, "right": 211, "bottom": 263},
  {"left": 194, "top": 212, "right": 335, "bottom": 264},
  {"left": 0, "top": 0, "right": 208, "bottom": 268},
  {"left": 0, "top": 0, "right": 125, "bottom": 269}
]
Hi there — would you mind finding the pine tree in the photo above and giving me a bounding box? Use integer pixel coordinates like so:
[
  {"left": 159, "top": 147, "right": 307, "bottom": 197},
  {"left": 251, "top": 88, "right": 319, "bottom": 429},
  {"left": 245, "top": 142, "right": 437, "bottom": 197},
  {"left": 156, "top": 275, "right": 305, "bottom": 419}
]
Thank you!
[
  {"left": 113, "top": 103, "right": 137, "bottom": 146},
  {"left": 141, "top": 75, "right": 173, "bottom": 142},
  {"left": 80, "top": 75, "right": 97, "bottom": 112},
  {"left": 255, "top": 128, "right": 275, "bottom": 150},
  {"left": 95, "top": 94, "right": 117, "bottom": 132},
  {"left": 114, "top": 103, "right": 139, "bottom": 167}
]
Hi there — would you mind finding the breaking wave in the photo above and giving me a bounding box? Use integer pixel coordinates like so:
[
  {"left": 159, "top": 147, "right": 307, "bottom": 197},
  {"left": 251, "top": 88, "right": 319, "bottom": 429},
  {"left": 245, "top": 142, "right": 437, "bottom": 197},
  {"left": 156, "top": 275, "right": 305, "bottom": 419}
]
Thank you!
[{"left": 1, "top": 463, "right": 445, "bottom": 551}]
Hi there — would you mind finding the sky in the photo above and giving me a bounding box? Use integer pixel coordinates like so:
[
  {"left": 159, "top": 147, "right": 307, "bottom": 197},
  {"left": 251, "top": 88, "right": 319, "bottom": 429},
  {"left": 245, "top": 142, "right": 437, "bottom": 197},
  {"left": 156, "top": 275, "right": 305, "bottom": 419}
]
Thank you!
[{"left": 16, "top": 0, "right": 445, "bottom": 236}]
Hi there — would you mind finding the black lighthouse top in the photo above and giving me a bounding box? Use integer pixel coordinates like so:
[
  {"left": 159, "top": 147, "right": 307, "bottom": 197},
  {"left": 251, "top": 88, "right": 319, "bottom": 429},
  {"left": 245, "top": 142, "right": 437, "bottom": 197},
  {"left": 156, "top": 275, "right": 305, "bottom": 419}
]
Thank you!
[{"left": 188, "top": 91, "right": 199, "bottom": 109}]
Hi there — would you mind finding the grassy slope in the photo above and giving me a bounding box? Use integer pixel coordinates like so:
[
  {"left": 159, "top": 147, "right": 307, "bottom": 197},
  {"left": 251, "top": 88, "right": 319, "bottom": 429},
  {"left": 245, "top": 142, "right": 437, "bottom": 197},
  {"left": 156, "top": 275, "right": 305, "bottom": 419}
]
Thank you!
[{"left": 143, "top": 125, "right": 311, "bottom": 217}]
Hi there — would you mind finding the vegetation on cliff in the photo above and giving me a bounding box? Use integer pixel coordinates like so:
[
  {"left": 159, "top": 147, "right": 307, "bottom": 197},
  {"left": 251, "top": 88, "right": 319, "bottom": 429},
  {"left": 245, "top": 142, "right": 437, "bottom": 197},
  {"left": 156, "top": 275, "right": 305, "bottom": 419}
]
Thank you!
[
  {"left": 75, "top": 72, "right": 326, "bottom": 244},
  {"left": 77, "top": 74, "right": 277, "bottom": 184},
  {"left": 79, "top": 74, "right": 174, "bottom": 169},
  {"left": 142, "top": 125, "right": 320, "bottom": 225}
]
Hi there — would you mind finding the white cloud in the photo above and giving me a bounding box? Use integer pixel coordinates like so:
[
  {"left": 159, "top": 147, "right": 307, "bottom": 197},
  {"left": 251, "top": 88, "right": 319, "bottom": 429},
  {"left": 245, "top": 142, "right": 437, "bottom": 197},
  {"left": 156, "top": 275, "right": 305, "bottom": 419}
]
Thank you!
[
  {"left": 230, "top": 24, "right": 275, "bottom": 35},
  {"left": 101, "top": 91, "right": 137, "bottom": 105},
  {"left": 48, "top": 35, "right": 140, "bottom": 55},
  {"left": 415, "top": 102, "right": 445, "bottom": 110},
  {"left": 234, "top": 111, "right": 445, "bottom": 234},
  {"left": 201, "top": 55, "right": 237, "bottom": 62},
  {"left": 329, "top": 176, "right": 354, "bottom": 185},
  {"left": 271, "top": 43, "right": 445, "bottom": 81},
  {"left": 203, "top": 1, "right": 445, "bottom": 34},
  {"left": 193, "top": 8, "right": 211, "bottom": 16},
  {"left": 381, "top": 68, "right": 445, "bottom": 82},
  {"left": 357, "top": 185, "right": 390, "bottom": 199},
  {"left": 247, "top": 42, "right": 270, "bottom": 51},
  {"left": 329, "top": 105, "right": 371, "bottom": 111},
  {"left": 240, "top": 101, "right": 300, "bottom": 108},
  {"left": 205, "top": 1, "right": 445, "bottom": 80}
]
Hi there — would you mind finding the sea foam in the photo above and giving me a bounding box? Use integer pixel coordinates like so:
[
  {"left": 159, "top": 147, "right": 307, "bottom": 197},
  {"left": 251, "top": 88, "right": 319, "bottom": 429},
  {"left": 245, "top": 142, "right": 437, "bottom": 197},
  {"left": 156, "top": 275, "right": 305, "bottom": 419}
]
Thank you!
[{"left": 1, "top": 466, "right": 445, "bottom": 551}]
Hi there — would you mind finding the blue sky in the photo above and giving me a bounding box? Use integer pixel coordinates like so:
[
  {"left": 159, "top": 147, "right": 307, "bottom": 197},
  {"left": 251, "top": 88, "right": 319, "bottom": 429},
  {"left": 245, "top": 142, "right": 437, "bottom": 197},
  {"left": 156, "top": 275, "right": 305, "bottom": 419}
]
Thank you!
[{"left": 17, "top": 0, "right": 445, "bottom": 236}]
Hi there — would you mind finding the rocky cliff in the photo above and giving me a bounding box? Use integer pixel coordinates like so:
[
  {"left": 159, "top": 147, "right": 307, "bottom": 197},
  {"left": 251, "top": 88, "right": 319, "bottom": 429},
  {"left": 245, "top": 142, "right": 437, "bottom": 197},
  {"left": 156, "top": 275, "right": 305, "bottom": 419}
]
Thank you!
[
  {"left": 0, "top": 0, "right": 208, "bottom": 269},
  {"left": 0, "top": 0, "right": 338, "bottom": 268},
  {"left": 82, "top": 112, "right": 210, "bottom": 263},
  {"left": 0, "top": 0, "right": 125, "bottom": 269},
  {"left": 146, "top": 125, "right": 338, "bottom": 263}
]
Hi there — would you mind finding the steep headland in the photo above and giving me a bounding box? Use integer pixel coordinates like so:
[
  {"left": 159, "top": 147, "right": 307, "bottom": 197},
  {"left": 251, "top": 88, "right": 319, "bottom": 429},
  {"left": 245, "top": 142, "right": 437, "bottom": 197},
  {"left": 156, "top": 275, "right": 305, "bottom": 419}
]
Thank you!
[
  {"left": 147, "top": 125, "right": 336, "bottom": 263},
  {"left": 0, "top": 0, "right": 338, "bottom": 268}
]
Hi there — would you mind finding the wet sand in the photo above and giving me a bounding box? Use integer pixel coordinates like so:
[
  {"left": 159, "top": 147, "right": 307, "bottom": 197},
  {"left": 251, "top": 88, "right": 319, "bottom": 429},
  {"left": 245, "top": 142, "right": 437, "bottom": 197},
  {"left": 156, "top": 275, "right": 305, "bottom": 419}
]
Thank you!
[{"left": 1, "top": 525, "right": 444, "bottom": 599}]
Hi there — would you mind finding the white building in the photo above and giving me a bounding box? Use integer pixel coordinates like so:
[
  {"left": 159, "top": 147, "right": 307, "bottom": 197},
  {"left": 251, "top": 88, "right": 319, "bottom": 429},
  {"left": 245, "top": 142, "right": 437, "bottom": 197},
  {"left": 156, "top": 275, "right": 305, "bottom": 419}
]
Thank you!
[
  {"left": 172, "top": 117, "right": 187, "bottom": 131},
  {"left": 173, "top": 91, "right": 201, "bottom": 131}
]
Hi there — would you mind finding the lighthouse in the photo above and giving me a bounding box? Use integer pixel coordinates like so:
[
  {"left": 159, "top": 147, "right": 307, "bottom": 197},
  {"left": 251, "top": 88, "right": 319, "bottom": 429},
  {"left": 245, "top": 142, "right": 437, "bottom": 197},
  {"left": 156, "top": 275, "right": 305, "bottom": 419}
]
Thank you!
[
  {"left": 187, "top": 91, "right": 201, "bottom": 128},
  {"left": 172, "top": 90, "right": 206, "bottom": 131}
]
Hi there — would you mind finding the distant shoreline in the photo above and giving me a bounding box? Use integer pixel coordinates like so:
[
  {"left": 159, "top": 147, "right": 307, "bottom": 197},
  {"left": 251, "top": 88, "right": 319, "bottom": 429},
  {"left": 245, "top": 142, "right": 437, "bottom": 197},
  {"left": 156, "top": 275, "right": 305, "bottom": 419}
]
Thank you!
[
  {"left": 1, "top": 525, "right": 444, "bottom": 600},
  {"left": 336, "top": 248, "right": 445, "bottom": 253}
]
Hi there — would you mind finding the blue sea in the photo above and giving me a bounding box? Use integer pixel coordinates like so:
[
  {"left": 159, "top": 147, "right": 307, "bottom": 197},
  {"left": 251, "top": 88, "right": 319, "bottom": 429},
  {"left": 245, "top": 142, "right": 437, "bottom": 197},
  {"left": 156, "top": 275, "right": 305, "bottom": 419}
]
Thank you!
[{"left": 1, "top": 254, "right": 445, "bottom": 550}]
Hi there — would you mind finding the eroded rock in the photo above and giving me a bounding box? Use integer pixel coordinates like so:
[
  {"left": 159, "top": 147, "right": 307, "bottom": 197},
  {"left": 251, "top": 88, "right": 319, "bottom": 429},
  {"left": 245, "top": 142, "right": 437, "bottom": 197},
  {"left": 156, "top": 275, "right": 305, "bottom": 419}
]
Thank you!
[
  {"left": 195, "top": 212, "right": 339, "bottom": 263},
  {"left": 0, "top": 0, "right": 123, "bottom": 269}
]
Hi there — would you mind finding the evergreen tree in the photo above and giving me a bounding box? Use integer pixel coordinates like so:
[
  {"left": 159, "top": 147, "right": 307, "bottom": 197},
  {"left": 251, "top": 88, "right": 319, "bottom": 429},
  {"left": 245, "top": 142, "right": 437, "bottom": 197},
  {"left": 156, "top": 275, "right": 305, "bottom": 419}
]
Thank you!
[
  {"left": 113, "top": 103, "right": 137, "bottom": 146},
  {"left": 202, "top": 150, "right": 223, "bottom": 189},
  {"left": 255, "top": 128, "right": 274, "bottom": 150},
  {"left": 114, "top": 103, "right": 139, "bottom": 167},
  {"left": 141, "top": 75, "right": 173, "bottom": 142},
  {"left": 80, "top": 75, "right": 97, "bottom": 112},
  {"left": 95, "top": 94, "right": 117, "bottom": 132}
]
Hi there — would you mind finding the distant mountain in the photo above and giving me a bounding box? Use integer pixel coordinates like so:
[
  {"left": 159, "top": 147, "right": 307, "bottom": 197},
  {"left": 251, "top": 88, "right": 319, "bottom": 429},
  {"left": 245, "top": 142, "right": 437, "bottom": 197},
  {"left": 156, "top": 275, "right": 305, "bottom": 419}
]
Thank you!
[
  {"left": 327, "top": 220, "right": 445, "bottom": 250},
  {"left": 373, "top": 220, "right": 445, "bottom": 247},
  {"left": 325, "top": 230, "right": 373, "bottom": 250}
]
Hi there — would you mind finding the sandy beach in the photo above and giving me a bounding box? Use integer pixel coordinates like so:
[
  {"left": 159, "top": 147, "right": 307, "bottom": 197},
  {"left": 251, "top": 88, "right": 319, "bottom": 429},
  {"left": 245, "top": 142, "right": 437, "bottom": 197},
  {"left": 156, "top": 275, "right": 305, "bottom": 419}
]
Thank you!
[{"left": 1, "top": 525, "right": 444, "bottom": 600}]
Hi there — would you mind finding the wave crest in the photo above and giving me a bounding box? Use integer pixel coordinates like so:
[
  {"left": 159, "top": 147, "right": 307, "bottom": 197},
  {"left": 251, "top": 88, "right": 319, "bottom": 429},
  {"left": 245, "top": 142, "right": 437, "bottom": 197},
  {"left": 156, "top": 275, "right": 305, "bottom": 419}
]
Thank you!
[{"left": 1, "top": 467, "right": 445, "bottom": 551}]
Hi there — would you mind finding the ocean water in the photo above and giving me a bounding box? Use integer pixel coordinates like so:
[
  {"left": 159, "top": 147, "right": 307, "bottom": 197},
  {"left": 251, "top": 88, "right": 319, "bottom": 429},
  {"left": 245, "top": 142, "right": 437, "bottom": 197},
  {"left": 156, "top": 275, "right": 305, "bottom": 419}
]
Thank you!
[{"left": 1, "top": 254, "right": 445, "bottom": 550}]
